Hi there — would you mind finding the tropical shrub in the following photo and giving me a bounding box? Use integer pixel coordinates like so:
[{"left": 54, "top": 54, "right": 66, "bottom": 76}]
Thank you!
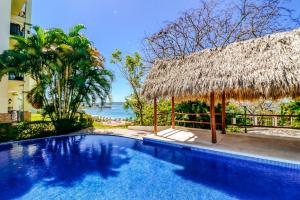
[
  {"left": 286, "top": 101, "right": 300, "bottom": 128},
  {"left": 0, "top": 123, "right": 19, "bottom": 142},
  {"left": 0, "top": 113, "right": 93, "bottom": 142},
  {"left": 0, "top": 121, "right": 54, "bottom": 142},
  {"left": 143, "top": 99, "right": 172, "bottom": 126},
  {"left": 141, "top": 100, "right": 229, "bottom": 129},
  {"left": 0, "top": 25, "right": 113, "bottom": 132},
  {"left": 111, "top": 50, "right": 145, "bottom": 125},
  {"left": 16, "top": 121, "right": 55, "bottom": 139},
  {"left": 175, "top": 101, "right": 224, "bottom": 129}
]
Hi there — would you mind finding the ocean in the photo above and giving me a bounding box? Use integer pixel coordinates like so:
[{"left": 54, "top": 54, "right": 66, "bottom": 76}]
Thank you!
[{"left": 83, "top": 102, "right": 135, "bottom": 119}]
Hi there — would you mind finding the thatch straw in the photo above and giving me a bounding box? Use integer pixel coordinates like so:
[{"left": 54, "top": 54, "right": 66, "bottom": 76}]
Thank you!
[{"left": 142, "top": 28, "right": 300, "bottom": 102}]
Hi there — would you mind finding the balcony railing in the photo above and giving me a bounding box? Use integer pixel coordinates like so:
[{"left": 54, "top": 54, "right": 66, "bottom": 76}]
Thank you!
[
  {"left": 8, "top": 72, "right": 24, "bottom": 81},
  {"left": 18, "top": 10, "right": 26, "bottom": 18},
  {"left": 18, "top": 2, "right": 27, "bottom": 18},
  {"left": 10, "top": 23, "right": 24, "bottom": 37}
]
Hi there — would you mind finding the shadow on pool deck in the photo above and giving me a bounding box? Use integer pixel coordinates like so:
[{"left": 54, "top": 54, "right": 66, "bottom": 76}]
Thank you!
[
  {"left": 0, "top": 135, "right": 132, "bottom": 200},
  {"left": 144, "top": 127, "right": 300, "bottom": 163},
  {"left": 86, "top": 127, "right": 300, "bottom": 163}
]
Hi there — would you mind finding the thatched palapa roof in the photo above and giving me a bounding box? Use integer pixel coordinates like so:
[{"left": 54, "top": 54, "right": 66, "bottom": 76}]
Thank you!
[{"left": 142, "top": 28, "right": 300, "bottom": 101}]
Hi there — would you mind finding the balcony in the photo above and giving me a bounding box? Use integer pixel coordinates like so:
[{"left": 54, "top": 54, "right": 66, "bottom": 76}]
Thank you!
[
  {"left": 10, "top": 23, "right": 24, "bottom": 37},
  {"left": 8, "top": 72, "right": 24, "bottom": 81},
  {"left": 11, "top": 0, "right": 27, "bottom": 16},
  {"left": 18, "top": 10, "right": 26, "bottom": 18},
  {"left": 17, "top": 2, "right": 27, "bottom": 18}
]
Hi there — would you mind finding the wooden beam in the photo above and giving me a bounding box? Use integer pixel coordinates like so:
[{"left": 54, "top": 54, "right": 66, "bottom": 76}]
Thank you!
[
  {"left": 175, "top": 112, "right": 222, "bottom": 116},
  {"left": 210, "top": 92, "right": 217, "bottom": 143},
  {"left": 222, "top": 92, "right": 226, "bottom": 134},
  {"left": 154, "top": 97, "right": 158, "bottom": 135},
  {"left": 175, "top": 120, "right": 222, "bottom": 125},
  {"left": 171, "top": 96, "right": 175, "bottom": 129}
]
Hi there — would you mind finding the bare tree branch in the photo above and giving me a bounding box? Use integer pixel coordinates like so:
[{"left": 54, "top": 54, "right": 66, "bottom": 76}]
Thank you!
[{"left": 143, "top": 0, "right": 300, "bottom": 66}]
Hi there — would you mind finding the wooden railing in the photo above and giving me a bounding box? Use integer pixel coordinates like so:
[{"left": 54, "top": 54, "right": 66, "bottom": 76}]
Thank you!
[
  {"left": 228, "top": 113, "right": 300, "bottom": 129},
  {"left": 157, "top": 111, "right": 300, "bottom": 129},
  {"left": 174, "top": 112, "right": 221, "bottom": 126}
]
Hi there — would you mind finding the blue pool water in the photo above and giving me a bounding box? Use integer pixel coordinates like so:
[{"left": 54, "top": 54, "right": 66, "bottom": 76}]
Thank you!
[{"left": 0, "top": 135, "right": 299, "bottom": 200}]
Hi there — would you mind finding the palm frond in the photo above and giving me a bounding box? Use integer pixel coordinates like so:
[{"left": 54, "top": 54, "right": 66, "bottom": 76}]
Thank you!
[{"left": 69, "top": 24, "right": 86, "bottom": 37}]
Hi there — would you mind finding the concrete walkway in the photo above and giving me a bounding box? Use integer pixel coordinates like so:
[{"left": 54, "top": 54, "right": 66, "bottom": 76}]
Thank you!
[
  {"left": 78, "top": 128, "right": 150, "bottom": 140},
  {"left": 79, "top": 127, "right": 300, "bottom": 164},
  {"left": 247, "top": 127, "right": 300, "bottom": 138},
  {"left": 144, "top": 128, "right": 300, "bottom": 163}
]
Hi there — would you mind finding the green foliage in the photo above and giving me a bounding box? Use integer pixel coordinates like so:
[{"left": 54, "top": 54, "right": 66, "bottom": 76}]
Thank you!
[
  {"left": 52, "top": 113, "right": 94, "bottom": 133},
  {"left": 287, "top": 101, "right": 300, "bottom": 115},
  {"left": 0, "top": 123, "right": 19, "bottom": 142},
  {"left": 226, "top": 125, "right": 241, "bottom": 133},
  {"left": 123, "top": 94, "right": 146, "bottom": 125},
  {"left": 0, "top": 114, "right": 93, "bottom": 142},
  {"left": 31, "top": 113, "right": 51, "bottom": 121},
  {"left": 0, "top": 25, "right": 113, "bottom": 132},
  {"left": 142, "top": 100, "right": 227, "bottom": 129},
  {"left": 175, "top": 101, "right": 209, "bottom": 128},
  {"left": 93, "top": 122, "right": 128, "bottom": 129},
  {"left": 227, "top": 103, "right": 243, "bottom": 115},
  {"left": 16, "top": 121, "right": 55, "bottom": 139},
  {"left": 143, "top": 99, "right": 171, "bottom": 126},
  {"left": 111, "top": 50, "right": 145, "bottom": 125},
  {"left": 286, "top": 101, "right": 300, "bottom": 127},
  {"left": 291, "top": 121, "right": 300, "bottom": 128},
  {"left": 175, "top": 101, "right": 223, "bottom": 129},
  {"left": 27, "top": 86, "right": 44, "bottom": 109},
  {"left": 278, "top": 103, "right": 288, "bottom": 126},
  {"left": 0, "top": 121, "right": 54, "bottom": 142}
]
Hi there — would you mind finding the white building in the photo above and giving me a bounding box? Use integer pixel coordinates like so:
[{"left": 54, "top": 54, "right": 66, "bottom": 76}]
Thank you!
[{"left": 0, "top": 0, "right": 33, "bottom": 122}]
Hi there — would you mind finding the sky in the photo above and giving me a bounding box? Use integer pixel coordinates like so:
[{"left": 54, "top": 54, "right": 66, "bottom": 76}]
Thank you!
[{"left": 31, "top": 0, "right": 300, "bottom": 102}]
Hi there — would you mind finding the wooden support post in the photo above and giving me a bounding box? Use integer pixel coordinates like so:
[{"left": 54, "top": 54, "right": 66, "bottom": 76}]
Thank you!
[
  {"left": 244, "top": 106, "right": 247, "bottom": 133},
  {"left": 232, "top": 117, "right": 236, "bottom": 125},
  {"left": 153, "top": 97, "right": 158, "bottom": 135},
  {"left": 221, "top": 92, "right": 226, "bottom": 134},
  {"left": 254, "top": 116, "right": 258, "bottom": 126},
  {"left": 210, "top": 92, "right": 217, "bottom": 143},
  {"left": 273, "top": 116, "right": 278, "bottom": 127},
  {"left": 171, "top": 96, "right": 175, "bottom": 129}
]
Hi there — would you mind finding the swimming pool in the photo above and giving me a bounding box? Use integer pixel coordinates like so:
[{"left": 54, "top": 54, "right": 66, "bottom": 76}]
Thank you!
[{"left": 0, "top": 135, "right": 299, "bottom": 200}]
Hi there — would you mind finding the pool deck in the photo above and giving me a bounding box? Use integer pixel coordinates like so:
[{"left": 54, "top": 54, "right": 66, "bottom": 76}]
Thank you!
[{"left": 84, "top": 127, "right": 300, "bottom": 164}]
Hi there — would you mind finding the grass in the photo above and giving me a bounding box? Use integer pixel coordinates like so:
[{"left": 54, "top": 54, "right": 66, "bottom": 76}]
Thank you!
[
  {"left": 93, "top": 121, "right": 128, "bottom": 129},
  {"left": 32, "top": 114, "right": 128, "bottom": 129},
  {"left": 31, "top": 113, "right": 51, "bottom": 121}
]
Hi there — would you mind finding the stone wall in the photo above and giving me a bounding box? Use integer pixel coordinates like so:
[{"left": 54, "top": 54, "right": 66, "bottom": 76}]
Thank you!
[
  {"left": 0, "top": 112, "right": 31, "bottom": 123},
  {"left": 24, "top": 111, "right": 31, "bottom": 121},
  {"left": 0, "top": 113, "right": 11, "bottom": 123}
]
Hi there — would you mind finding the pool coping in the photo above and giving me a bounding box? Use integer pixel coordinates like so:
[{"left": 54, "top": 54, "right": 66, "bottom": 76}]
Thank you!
[
  {"left": 0, "top": 132, "right": 143, "bottom": 146},
  {"left": 1, "top": 132, "right": 300, "bottom": 169},
  {"left": 143, "top": 137, "right": 300, "bottom": 169}
]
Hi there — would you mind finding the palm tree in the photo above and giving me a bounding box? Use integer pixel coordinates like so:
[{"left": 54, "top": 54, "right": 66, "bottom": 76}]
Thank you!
[{"left": 0, "top": 25, "right": 113, "bottom": 132}]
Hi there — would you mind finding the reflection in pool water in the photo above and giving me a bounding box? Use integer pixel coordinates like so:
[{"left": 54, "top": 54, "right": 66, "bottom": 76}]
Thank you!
[{"left": 0, "top": 135, "right": 299, "bottom": 200}]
